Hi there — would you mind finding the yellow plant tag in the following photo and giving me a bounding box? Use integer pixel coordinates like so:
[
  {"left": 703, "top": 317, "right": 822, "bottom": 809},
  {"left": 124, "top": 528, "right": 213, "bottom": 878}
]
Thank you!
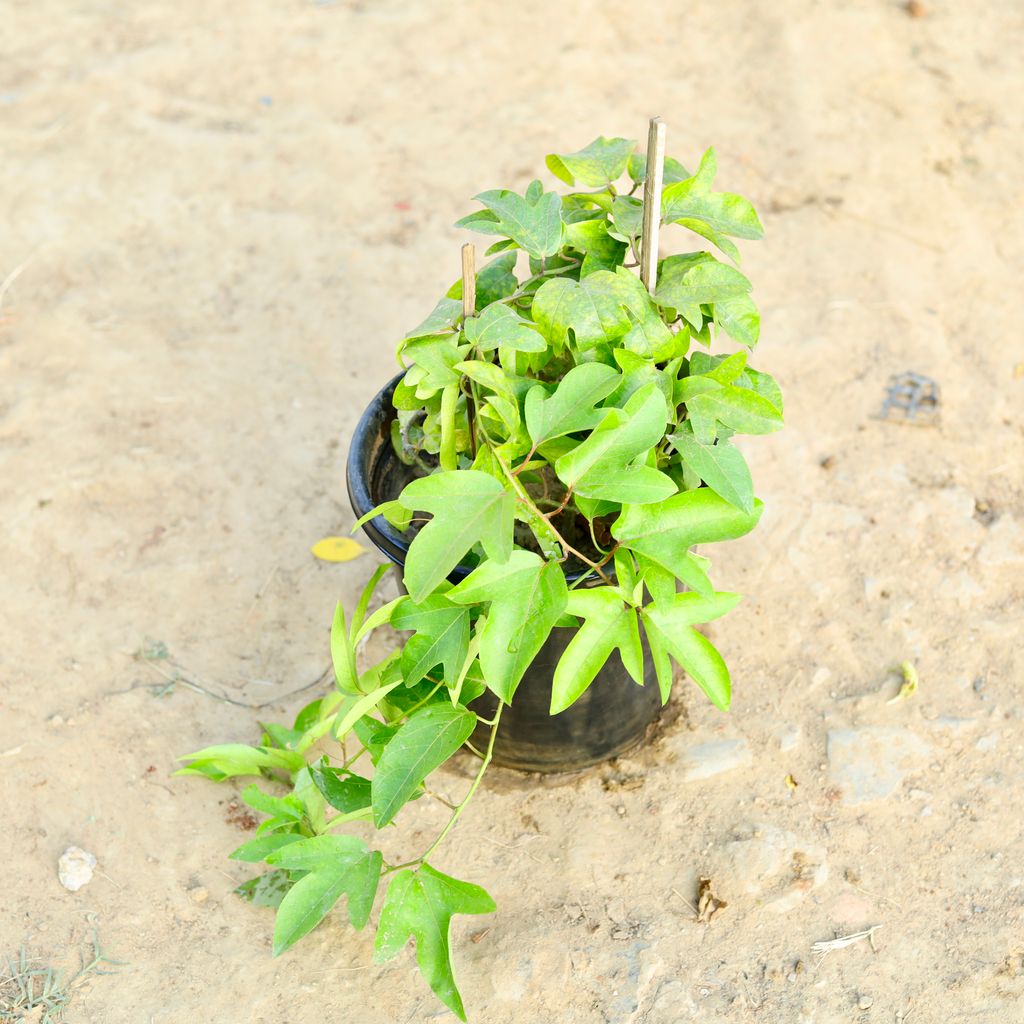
[{"left": 311, "top": 537, "right": 367, "bottom": 563}]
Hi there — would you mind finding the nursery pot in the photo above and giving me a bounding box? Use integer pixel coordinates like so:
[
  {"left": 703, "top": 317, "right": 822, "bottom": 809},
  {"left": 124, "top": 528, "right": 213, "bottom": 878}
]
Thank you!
[{"left": 346, "top": 373, "right": 663, "bottom": 773}]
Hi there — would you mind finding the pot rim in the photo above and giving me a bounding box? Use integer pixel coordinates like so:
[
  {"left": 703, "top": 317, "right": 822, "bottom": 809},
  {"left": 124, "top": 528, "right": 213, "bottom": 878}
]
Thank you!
[{"left": 345, "top": 372, "right": 603, "bottom": 585}]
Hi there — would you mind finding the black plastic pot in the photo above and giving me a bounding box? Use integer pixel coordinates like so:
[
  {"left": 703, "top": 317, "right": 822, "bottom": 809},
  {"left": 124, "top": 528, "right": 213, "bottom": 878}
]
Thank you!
[{"left": 346, "top": 373, "right": 663, "bottom": 773}]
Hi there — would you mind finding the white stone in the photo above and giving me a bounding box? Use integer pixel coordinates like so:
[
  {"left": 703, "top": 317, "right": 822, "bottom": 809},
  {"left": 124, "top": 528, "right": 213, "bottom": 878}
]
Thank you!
[
  {"left": 778, "top": 725, "right": 802, "bottom": 753},
  {"left": 58, "top": 846, "right": 96, "bottom": 892},
  {"left": 679, "top": 738, "right": 752, "bottom": 782},
  {"left": 930, "top": 716, "right": 977, "bottom": 736},
  {"left": 827, "top": 727, "right": 930, "bottom": 804},
  {"left": 977, "top": 517, "right": 1024, "bottom": 568}
]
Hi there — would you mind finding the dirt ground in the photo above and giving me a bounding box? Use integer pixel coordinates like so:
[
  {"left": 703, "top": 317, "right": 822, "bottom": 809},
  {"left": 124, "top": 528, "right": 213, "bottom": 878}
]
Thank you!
[{"left": 3, "top": 1, "right": 1023, "bottom": 1021}]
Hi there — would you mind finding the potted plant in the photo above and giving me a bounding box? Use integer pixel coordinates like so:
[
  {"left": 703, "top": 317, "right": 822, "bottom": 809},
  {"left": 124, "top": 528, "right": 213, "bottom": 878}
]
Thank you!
[{"left": 180, "top": 121, "right": 782, "bottom": 1020}]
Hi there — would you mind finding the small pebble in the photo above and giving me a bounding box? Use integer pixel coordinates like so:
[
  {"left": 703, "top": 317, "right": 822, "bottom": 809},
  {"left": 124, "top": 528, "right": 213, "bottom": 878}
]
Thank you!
[
  {"left": 189, "top": 886, "right": 210, "bottom": 905},
  {"left": 58, "top": 846, "right": 96, "bottom": 892},
  {"left": 859, "top": 994, "right": 873, "bottom": 1009}
]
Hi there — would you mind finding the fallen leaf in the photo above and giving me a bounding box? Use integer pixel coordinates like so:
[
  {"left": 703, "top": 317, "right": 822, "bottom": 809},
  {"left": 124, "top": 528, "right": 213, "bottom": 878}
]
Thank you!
[
  {"left": 696, "top": 876, "right": 727, "bottom": 923},
  {"left": 886, "top": 661, "right": 919, "bottom": 704},
  {"left": 311, "top": 537, "right": 367, "bottom": 563}
]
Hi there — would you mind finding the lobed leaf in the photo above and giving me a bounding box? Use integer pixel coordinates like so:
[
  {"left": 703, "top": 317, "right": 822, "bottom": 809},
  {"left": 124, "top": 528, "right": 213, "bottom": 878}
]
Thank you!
[
  {"left": 374, "top": 864, "right": 496, "bottom": 1022},
  {"left": 661, "top": 148, "right": 764, "bottom": 245},
  {"left": 686, "top": 384, "right": 784, "bottom": 436},
  {"left": 457, "top": 184, "right": 564, "bottom": 259},
  {"left": 612, "top": 489, "right": 763, "bottom": 587},
  {"left": 551, "top": 588, "right": 644, "bottom": 714},
  {"left": 399, "top": 471, "right": 515, "bottom": 602},
  {"left": 524, "top": 362, "right": 621, "bottom": 447},
  {"left": 392, "top": 594, "right": 471, "bottom": 688},
  {"left": 654, "top": 254, "right": 752, "bottom": 331},
  {"left": 669, "top": 427, "right": 755, "bottom": 514},
  {"left": 532, "top": 266, "right": 658, "bottom": 353},
  {"left": 546, "top": 136, "right": 636, "bottom": 187},
  {"left": 448, "top": 550, "right": 568, "bottom": 702},
  {"left": 267, "top": 835, "right": 383, "bottom": 952},
  {"left": 463, "top": 303, "right": 545, "bottom": 353},
  {"left": 554, "top": 384, "right": 676, "bottom": 503},
  {"left": 641, "top": 592, "right": 742, "bottom": 709}
]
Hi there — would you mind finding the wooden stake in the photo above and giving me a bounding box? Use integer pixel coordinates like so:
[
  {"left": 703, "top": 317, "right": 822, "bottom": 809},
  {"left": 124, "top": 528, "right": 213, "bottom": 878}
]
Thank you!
[
  {"left": 640, "top": 116, "right": 667, "bottom": 294},
  {"left": 461, "top": 243, "right": 476, "bottom": 319}
]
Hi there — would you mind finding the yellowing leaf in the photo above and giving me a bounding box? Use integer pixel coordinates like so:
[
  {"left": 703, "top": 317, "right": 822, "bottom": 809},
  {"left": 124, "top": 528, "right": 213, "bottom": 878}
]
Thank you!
[{"left": 311, "top": 537, "right": 367, "bottom": 563}]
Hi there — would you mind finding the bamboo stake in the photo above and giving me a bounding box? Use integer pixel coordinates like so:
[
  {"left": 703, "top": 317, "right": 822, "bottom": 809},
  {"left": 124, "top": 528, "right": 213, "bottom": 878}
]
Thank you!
[
  {"left": 640, "top": 116, "right": 667, "bottom": 294},
  {"left": 461, "top": 242, "right": 476, "bottom": 319}
]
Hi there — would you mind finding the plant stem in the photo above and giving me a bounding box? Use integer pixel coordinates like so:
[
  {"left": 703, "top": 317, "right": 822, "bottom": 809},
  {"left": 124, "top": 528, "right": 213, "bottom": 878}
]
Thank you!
[
  {"left": 417, "top": 702, "right": 503, "bottom": 864},
  {"left": 489, "top": 446, "right": 613, "bottom": 583},
  {"left": 499, "top": 259, "right": 579, "bottom": 305},
  {"left": 511, "top": 441, "right": 539, "bottom": 477},
  {"left": 384, "top": 704, "right": 504, "bottom": 874},
  {"left": 400, "top": 679, "right": 444, "bottom": 718},
  {"left": 539, "top": 484, "right": 574, "bottom": 520}
]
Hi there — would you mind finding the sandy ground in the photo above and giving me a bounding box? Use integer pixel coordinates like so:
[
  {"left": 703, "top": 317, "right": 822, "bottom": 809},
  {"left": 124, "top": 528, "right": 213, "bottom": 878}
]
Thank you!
[{"left": 3, "top": 1, "right": 1024, "bottom": 1021}]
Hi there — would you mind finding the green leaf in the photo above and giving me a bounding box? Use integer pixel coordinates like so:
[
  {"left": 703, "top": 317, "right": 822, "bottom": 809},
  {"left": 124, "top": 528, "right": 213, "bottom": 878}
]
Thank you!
[
  {"left": 621, "top": 306, "right": 677, "bottom": 361},
  {"left": 661, "top": 148, "right": 764, "bottom": 242},
  {"left": 463, "top": 303, "right": 545, "bottom": 352},
  {"left": 715, "top": 292, "right": 760, "bottom": 347},
  {"left": 448, "top": 550, "right": 568, "bottom": 702},
  {"left": 454, "top": 359, "right": 514, "bottom": 399},
  {"left": 524, "top": 362, "right": 621, "bottom": 447},
  {"left": 235, "top": 870, "right": 295, "bottom": 908},
  {"left": 403, "top": 335, "right": 466, "bottom": 390},
  {"left": 532, "top": 266, "right": 659, "bottom": 353},
  {"left": 371, "top": 704, "right": 477, "bottom": 826},
  {"left": 607, "top": 350, "right": 677, "bottom": 408},
  {"left": 690, "top": 350, "right": 748, "bottom": 383},
  {"left": 741, "top": 367, "right": 784, "bottom": 413},
  {"left": 399, "top": 471, "right": 515, "bottom": 602},
  {"left": 404, "top": 298, "right": 463, "bottom": 342},
  {"left": 608, "top": 195, "right": 643, "bottom": 245},
  {"left": 476, "top": 252, "right": 519, "bottom": 307},
  {"left": 627, "top": 152, "right": 690, "bottom": 185},
  {"left": 353, "top": 717, "right": 399, "bottom": 765},
  {"left": 554, "top": 384, "right": 676, "bottom": 504},
  {"left": 546, "top": 136, "right": 636, "bottom": 187},
  {"left": 641, "top": 591, "right": 741, "bottom": 709},
  {"left": 174, "top": 743, "right": 305, "bottom": 781},
  {"left": 612, "top": 490, "right": 763, "bottom": 586},
  {"left": 686, "top": 384, "right": 784, "bottom": 435},
  {"left": 565, "top": 217, "right": 628, "bottom": 274},
  {"left": 448, "top": 252, "right": 520, "bottom": 310},
  {"left": 330, "top": 600, "right": 359, "bottom": 694},
  {"left": 551, "top": 588, "right": 643, "bottom": 714},
  {"left": 392, "top": 594, "right": 471, "bottom": 688},
  {"left": 330, "top": 679, "right": 402, "bottom": 742},
  {"left": 654, "top": 254, "right": 752, "bottom": 331},
  {"left": 309, "top": 763, "right": 372, "bottom": 814},
  {"left": 241, "top": 783, "right": 306, "bottom": 823},
  {"left": 267, "top": 835, "right": 382, "bottom": 952},
  {"left": 457, "top": 184, "right": 563, "bottom": 259},
  {"left": 674, "top": 374, "right": 722, "bottom": 405},
  {"left": 229, "top": 833, "right": 304, "bottom": 863},
  {"left": 374, "top": 864, "right": 496, "bottom": 1022},
  {"left": 669, "top": 427, "right": 755, "bottom": 514}
]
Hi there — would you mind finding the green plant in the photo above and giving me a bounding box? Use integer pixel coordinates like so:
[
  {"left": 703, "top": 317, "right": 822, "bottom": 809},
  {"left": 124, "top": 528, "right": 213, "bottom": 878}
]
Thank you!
[{"left": 180, "top": 131, "right": 782, "bottom": 1019}]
